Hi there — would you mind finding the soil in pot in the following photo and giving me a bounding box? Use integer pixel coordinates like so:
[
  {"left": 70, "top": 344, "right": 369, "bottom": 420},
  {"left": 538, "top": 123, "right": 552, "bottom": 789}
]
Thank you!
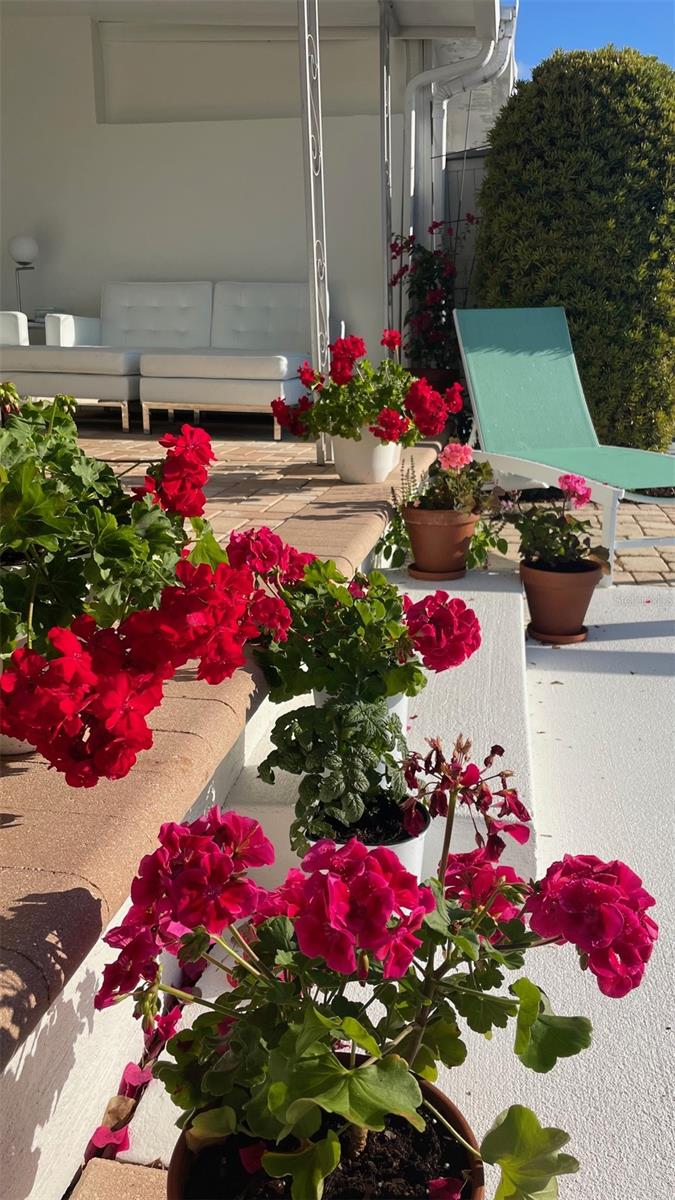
[
  {"left": 403, "top": 508, "right": 478, "bottom": 580},
  {"left": 181, "top": 1109, "right": 477, "bottom": 1199},
  {"left": 521, "top": 560, "right": 602, "bottom": 645},
  {"left": 317, "top": 797, "right": 417, "bottom": 848}
]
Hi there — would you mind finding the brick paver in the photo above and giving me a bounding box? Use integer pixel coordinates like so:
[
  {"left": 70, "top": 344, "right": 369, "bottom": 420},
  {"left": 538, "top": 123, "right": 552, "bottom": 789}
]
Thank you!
[{"left": 78, "top": 429, "right": 675, "bottom": 585}]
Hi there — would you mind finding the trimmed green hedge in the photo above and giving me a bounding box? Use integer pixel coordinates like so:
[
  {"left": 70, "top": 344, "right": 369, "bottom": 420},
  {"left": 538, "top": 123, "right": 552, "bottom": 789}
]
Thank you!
[{"left": 476, "top": 47, "right": 675, "bottom": 450}]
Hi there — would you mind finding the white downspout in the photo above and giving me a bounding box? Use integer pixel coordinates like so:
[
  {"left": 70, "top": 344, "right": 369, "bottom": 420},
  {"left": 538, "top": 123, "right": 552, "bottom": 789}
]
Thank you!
[
  {"left": 431, "top": 6, "right": 517, "bottom": 229},
  {"left": 401, "top": 37, "right": 495, "bottom": 242}
]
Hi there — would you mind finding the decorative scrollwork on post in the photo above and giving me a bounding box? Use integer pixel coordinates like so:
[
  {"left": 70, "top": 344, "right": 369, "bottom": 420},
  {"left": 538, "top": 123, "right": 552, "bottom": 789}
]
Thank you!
[{"left": 298, "top": 1, "right": 330, "bottom": 379}]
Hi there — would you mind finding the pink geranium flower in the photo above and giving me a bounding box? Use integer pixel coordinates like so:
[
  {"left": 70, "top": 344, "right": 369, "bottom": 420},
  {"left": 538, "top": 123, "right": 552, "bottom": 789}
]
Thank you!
[
  {"left": 439, "top": 442, "right": 473, "bottom": 471},
  {"left": 558, "top": 473, "right": 592, "bottom": 508}
]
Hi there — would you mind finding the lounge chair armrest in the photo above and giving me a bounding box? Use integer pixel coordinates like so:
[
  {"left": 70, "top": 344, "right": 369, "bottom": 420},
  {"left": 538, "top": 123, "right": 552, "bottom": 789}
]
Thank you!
[
  {"left": 46, "top": 314, "right": 102, "bottom": 346},
  {"left": 0, "top": 311, "right": 29, "bottom": 346}
]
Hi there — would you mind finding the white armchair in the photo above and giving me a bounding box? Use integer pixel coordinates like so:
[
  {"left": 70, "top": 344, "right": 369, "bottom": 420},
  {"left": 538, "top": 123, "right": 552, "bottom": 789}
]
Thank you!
[
  {"left": 46, "top": 314, "right": 102, "bottom": 346},
  {"left": 0, "top": 311, "right": 28, "bottom": 346}
]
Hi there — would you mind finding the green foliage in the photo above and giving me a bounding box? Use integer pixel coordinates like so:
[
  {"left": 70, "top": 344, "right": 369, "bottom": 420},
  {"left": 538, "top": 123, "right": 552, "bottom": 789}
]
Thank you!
[
  {"left": 477, "top": 47, "right": 675, "bottom": 450},
  {"left": 258, "top": 699, "right": 408, "bottom": 849},
  {"left": 254, "top": 559, "right": 426, "bottom": 703},
  {"left": 392, "top": 221, "right": 475, "bottom": 370},
  {"left": 481, "top": 1105, "right": 579, "bottom": 1199},
  {"left": 0, "top": 394, "right": 224, "bottom": 655},
  {"left": 263, "top": 1131, "right": 341, "bottom": 1200},
  {"left": 503, "top": 493, "right": 607, "bottom": 569},
  {"left": 510, "top": 980, "right": 592, "bottom": 1073}
]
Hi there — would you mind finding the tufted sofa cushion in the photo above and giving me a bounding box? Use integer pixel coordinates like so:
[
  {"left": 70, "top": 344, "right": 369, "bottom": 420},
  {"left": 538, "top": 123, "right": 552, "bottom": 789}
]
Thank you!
[
  {"left": 210, "top": 282, "right": 310, "bottom": 353},
  {"left": 0, "top": 346, "right": 142, "bottom": 375},
  {"left": 100, "top": 282, "right": 213, "bottom": 349},
  {"left": 140, "top": 348, "right": 304, "bottom": 380}
]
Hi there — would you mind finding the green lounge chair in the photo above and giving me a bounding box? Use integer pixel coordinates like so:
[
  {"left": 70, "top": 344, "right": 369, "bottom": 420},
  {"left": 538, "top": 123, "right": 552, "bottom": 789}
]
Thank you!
[{"left": 453, "top": 306, "right": 675, "bottom": 583}]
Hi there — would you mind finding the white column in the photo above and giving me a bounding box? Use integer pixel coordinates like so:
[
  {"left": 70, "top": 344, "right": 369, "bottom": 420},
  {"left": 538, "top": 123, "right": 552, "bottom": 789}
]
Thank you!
[{"left": 297, "top": 0, "right": 331, "bottom": 463}]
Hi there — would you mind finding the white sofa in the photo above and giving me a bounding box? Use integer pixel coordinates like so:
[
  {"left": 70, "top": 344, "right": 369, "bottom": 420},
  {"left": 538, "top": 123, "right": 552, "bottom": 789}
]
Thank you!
[{"left": 0, "top": 281, "right": 310, "bottom": 435}]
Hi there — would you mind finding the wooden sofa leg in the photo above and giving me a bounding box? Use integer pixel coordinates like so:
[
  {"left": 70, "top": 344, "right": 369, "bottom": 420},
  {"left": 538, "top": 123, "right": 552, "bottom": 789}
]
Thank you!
[
  {"left": 273, "top": 417, "right": 282, "bottom": 442},
  {"left": 193, "top": 409, "right": 200, "bottom": 424},
  {"left": 142, "top": 405, "right": 151, "bottom": 434},
  {"left": 121, "top": 402, "right": 130, "bottom": 433},
  {"left": 167, "top": 409, "right": 175, "bottom": 423}
]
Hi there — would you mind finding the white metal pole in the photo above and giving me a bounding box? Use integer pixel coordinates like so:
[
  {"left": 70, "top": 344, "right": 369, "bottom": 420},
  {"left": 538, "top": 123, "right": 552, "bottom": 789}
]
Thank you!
[
  {"left": 297, "top": 0, "right": 331, "bottom": 463},
  {"left": 379, "top": 1, "right": 395, "bottom": 335}
]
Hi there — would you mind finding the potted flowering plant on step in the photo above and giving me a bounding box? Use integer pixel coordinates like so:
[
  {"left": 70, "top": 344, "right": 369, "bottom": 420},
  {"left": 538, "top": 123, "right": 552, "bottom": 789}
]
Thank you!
[
  {"left": 503, "top": 475, "right": 609, "bottom": 644},
  {"left": 377, "top": 446, "right": 506, "bottom": 579},
  {"left": 272, "top": 332, "right": 463, "bottom": 485},
  {"left": 0, "top": 398, "right": 227, "bottom": 756},
  {"left": 0, "top": 515, "right": 310, "bottom": 781},
  {"left": 256, "top": 579, "right": 481, "bottom": 870},
  {"left": 253, "top": 559, "right": 481, "bottom": 728},
  {"left": 97, "top": 734, "right": 658, "bottom": 1200}
]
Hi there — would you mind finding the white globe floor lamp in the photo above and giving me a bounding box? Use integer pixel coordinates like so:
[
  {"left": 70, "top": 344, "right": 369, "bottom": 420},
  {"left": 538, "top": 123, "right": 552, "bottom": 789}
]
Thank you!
[{"left": 8, "top": 235, "right": 39, "bottom": 312}]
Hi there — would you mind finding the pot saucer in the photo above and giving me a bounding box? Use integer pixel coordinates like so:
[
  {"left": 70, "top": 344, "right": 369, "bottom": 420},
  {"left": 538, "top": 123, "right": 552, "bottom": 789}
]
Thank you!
[
  {"left": 407, "top": 563, "right": 467, "bottom": 581},
  {"left": 527, "top": 623, "right": 588, "bottom": 645}
]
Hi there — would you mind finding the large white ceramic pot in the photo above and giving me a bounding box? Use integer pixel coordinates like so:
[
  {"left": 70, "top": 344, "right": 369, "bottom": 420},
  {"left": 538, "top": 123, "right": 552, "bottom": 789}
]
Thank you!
[
  {"left": 0, "top": 734, "right": 34, "bottom": 757},
  {"left": 332, "top": 427, "right": 401, "bottom": 485}
]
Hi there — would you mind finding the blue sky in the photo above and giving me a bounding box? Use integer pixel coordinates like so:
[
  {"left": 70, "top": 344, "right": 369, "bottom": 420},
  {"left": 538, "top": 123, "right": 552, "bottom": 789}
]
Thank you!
[{"left": 516, "top": 0, "right": 675, "bottom": 78}]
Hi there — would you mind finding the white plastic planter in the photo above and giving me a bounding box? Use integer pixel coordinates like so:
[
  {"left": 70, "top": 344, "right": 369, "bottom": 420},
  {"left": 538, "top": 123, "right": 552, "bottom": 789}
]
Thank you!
[
  {"left": 307, "top": 814, "right": 429, "bottom": 883},
  {"left": 0, "top": 734, "right": 34, "bottom": 756},
  {"left": 313, "top": 690, "right": 408, "bottom": 733},
  {"left": 332, "top": 427, "right": 401, "bottom": 484}
]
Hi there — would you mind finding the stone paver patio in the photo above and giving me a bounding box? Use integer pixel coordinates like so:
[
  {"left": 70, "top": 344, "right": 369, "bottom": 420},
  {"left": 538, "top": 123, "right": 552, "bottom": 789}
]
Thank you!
[{"left": 79, "top": 426, "right": 675, "bottom": 585}]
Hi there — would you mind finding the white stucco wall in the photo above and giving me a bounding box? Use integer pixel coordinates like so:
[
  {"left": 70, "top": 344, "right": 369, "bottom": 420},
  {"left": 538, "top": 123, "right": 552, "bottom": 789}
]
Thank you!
[{"left": 0, "top": 14, "right": 404, "bottom": 355}]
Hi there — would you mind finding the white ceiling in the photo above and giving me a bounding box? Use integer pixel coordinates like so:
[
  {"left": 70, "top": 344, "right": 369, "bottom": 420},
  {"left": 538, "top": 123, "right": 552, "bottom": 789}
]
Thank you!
[{"left": 0, "top": 0, "right": 500, "bottom": 40}]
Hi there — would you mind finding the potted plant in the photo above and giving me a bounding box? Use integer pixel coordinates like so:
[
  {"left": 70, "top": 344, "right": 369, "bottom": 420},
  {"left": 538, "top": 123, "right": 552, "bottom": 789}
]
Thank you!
[
  {"left": 96, "top": 735, "right": 658, "bottom": 1200},
  {"left": 253, "top": 559, "right": 481, "bottom": 732},
  {"left": 258, "top": 698, "right": 431, "bottom": 870},
  {"left": 255, "top": 573, "right": 481, "bottom": 871},
  {"left": 376, "top": 447, "right": 507, "bottom": 579},
  {"left": 503, "top": 475, "right": 608, "bottom": 644},
  {"left": 0, "top": 497, "right": 308, "bottom": 780},
  {"left": 390, "top": 217, "right": 477, "bottom": 398},
  {"left": 271, "top": 331, "right": 461, "bottom": 485}
]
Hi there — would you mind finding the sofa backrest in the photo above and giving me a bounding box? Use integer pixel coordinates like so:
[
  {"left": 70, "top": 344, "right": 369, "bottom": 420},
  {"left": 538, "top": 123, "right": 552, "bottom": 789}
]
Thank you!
[
  {"left": 100, "top": 282, "right": 213, "bottom": 348},
  {"left": 211, "top": 282, "right": 309, "bottom": 352}
]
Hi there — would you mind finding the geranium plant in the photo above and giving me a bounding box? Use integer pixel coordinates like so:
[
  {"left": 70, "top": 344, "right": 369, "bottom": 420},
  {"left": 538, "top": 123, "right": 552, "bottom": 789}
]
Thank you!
[
  {"left": 0, "top": 396, "right": 226, "bottom": 656},
  {"left": 97, "top": 736, "right": 657, "bottom": 1200},
  {"left": 391, "top": 217, "right": 477, "bottom": 372},
  {"left": 376, "top": 448, "right": 507, "bottom": 570},
  {"left": 0, "top": 523, "right": 313, "bottom": 785},
  {"left": 272, "top": 332, "right": 462, "bottom": 445},
  {"left": 253, "top": 559, "right": 480, "bottom": 704},
  {"left": 256, "top": 585, "right": 481, "bottom": 850},
  {"left": 504, "top": 475, "right": 607, "bottom": 571}
]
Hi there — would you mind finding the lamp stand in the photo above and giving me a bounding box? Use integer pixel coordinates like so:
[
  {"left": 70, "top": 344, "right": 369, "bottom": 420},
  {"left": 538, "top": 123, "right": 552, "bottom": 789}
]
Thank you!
[{"left": 15, "top": 264, "right": 35, "bottom": 312}]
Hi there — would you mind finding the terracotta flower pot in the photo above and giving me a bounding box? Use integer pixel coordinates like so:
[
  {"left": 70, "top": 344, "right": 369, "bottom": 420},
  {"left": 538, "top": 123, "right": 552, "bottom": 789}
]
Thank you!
[
  {"left": 404, "top": 507, "right": 478, "bottom": 580},
  {"left": 521, "top": 561, "right": 603, "bottom": 645},
  {"left": 167, "top": 1076, "right": 485, "bottom": 1199}
]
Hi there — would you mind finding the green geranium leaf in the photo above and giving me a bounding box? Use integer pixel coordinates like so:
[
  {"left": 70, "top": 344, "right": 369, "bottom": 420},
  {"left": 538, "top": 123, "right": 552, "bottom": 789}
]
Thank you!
[
  {"left": 452, "top": 987, "right": 518, "bottom": 1034},
  {"left": 263, "top": 1131, "right": 341, "bottom": 1200},
  {"left": 511, "top": 980, "right": 592, "bottom": 1073},
  {"left": 271, "top": 1048, "right": 424, "bottom": 1133},
  {"left": 481, "top": 1105, "right": 579, "bottom": 1200},
  {"left": 186, "top": 1104, "right": 237, "bottom": 1150}
]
